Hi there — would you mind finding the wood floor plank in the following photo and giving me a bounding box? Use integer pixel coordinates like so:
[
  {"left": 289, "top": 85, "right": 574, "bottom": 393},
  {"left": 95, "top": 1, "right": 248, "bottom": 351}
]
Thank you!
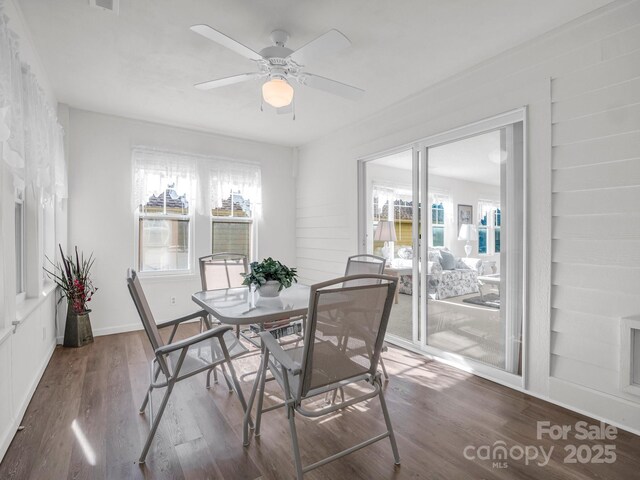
[{"left": 1, "top": 326, "right": 639, "bottom": 480}]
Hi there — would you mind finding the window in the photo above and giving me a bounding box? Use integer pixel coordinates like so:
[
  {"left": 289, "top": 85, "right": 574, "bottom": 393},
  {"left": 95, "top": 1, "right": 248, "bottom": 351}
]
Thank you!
[
  {"left": 478, "top": 200, "right": 500, "bottom": 255},
  {"left": 15, "top": 185, "right": 25, "bottom": 298},
  {"left": 372, "top": 185, "right": 415, "bottom": 256},
  {"left": 133, "top": 149, "right": 196, "bottom": 274},
  {"left": 430, "top": 193, "right": 450, "bottom": 248},
  {"left": 431, "top": 202, "right": 445, "bottom": 247},
  {"left": 210, "top": 162, "right": 261, "bottom": 260}
]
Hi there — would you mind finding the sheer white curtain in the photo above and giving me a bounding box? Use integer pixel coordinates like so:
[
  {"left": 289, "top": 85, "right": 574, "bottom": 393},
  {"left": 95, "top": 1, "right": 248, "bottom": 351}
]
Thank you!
[
  {"left": 0, "top": 10, "right": 66, "bottom": 199},
  {"left": 209, "top": 160, "right": 261, "bottom": 217},
  {"left": 132, "top": 148, "right": 198, "bottom": 214}
]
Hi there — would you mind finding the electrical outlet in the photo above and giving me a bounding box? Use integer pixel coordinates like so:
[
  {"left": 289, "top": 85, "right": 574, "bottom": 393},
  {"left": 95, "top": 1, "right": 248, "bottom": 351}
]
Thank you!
[{"left": 170, "top": 296, "right": 176, "bottom": 306}]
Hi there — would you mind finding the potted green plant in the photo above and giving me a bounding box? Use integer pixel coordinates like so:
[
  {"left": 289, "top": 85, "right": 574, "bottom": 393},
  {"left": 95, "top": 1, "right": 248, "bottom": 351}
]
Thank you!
[
  {"left": 45, "top": 245, "right": 98, "bottom": 347},
  {"left": 241, "top": 257, "right": 298, "bottom": 297}
]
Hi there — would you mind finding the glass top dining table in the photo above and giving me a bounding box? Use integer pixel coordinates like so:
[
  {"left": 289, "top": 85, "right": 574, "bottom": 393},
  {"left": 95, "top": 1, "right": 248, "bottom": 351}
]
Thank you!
[{"left": 192, "top": 284, "right": 311, "bottom": 325}]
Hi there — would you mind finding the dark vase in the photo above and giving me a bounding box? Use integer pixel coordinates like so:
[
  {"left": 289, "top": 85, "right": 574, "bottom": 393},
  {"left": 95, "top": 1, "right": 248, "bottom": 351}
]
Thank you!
[{"left": 63, "top": 308, "right": 94, "bottom": 348}]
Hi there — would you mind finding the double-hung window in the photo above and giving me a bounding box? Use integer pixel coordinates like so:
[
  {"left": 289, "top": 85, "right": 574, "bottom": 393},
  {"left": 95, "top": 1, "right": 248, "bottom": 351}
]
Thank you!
[
  {"left": 133, "top": 149, "right": 197, "bottom": 274},
  {"left": 478, "top": 200, "right": 500, "bottom": 255},
  {"left": 430, "top": 193, "right": 450, "bottom": 248},
  {"left": 210, "top": 161, "right": 261, "bottom": 260}
]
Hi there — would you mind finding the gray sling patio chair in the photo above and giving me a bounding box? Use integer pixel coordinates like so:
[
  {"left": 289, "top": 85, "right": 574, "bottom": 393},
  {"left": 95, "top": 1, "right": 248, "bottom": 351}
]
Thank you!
[
  {"left": 243, "top": 274, "right": 400, "bottom": 479},
  {"left": 344, "top": 254, "right": 391, "bottom": 380},
  {"left": 126, "top": 269, "right": 250, "bottom": 464},
  {"left": 198, "top": 252, "right": 249, "bottom": 332},
  {"left": 199, "top": 253, "right": 250, "bottom": 387}
]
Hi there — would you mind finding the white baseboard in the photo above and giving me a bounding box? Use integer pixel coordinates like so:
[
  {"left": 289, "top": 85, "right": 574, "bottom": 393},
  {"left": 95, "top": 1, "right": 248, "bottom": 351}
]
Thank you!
[
  {"left": 56, "top": 322, "right": 142, "bottom": 343},
  {"left": 0, "top": 340, "right": 56, "bottom": 462}
]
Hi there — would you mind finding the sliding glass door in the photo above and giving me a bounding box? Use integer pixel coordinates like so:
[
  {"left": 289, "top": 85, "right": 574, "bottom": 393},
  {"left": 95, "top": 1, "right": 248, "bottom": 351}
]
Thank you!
[
  {"left": 359, "top": 109, "right": 526, "bottom": 385},
  {"left": 360, "top": 148, "right": 421, "bottom": 345},
  {"left": 424, "top": 120, "right": 524, "bottom": 378}
]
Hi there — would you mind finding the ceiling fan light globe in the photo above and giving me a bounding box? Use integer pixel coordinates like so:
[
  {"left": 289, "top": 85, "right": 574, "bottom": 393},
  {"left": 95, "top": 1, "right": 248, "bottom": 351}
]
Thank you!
[{"left": 262, "top": 78, "right": 294, "bottom": 108}]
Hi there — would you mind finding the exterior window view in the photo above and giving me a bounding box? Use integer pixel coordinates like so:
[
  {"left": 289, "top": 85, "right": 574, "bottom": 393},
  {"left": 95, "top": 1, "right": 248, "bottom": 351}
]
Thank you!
[
  {"left": 138, "top": 184, "right": 191, "bottom": 272},
  {"left": 212, "top": 192, "right": 253, "bottom": 259}
]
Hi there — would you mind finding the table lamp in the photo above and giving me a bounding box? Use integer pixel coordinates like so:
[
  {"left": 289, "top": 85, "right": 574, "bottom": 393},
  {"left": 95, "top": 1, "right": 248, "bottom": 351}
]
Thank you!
[
  {"left": 374, "top": 221, "right": 397, "bottom": 260},
  {"left": 458, "top": 223, "right": 476, "bottom": 257}
]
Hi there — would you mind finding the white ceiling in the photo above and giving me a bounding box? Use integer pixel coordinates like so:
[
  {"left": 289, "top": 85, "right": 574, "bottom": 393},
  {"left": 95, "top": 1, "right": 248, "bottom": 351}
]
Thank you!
[
  {"left": 371, "top": 129, "right": 501, "bottom": 185},
  {"left": 17, "top": 0, "right": 613, "bottom": 146}
]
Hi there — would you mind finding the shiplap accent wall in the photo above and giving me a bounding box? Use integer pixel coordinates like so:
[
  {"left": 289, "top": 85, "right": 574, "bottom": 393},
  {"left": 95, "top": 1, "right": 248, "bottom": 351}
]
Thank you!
[
  {"left": 550, "top": 12, "right": 640, "bottom": 403},
  {"left": 297, "top": 0, "right": 640, "bottom": 431}
]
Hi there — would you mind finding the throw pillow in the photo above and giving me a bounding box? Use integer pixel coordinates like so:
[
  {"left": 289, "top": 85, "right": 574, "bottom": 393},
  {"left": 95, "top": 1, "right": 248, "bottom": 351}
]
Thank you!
[
  {"left": 439, "top": 250, "right": 456, "bottom": 270},
  {"left": 455, "top": 259, "right": 471, "bottom": 270}
]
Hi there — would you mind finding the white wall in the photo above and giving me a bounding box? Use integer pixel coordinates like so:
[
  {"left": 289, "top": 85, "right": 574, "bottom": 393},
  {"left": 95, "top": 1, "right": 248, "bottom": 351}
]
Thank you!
[
  {"left": 65, "top": 108, "right": 296, "bottom": 336},
  {"left": 0, "top": 0, "right": 61, "bottom": 462},
  {"left": 296, "top": 0, "right": 640, "bottom": 433}
]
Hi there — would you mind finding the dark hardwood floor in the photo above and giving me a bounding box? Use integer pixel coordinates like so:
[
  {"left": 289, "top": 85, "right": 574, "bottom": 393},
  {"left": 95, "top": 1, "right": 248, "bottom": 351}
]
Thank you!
[{"left": 1, "top": 325, "right": 639, "bottom": 479}]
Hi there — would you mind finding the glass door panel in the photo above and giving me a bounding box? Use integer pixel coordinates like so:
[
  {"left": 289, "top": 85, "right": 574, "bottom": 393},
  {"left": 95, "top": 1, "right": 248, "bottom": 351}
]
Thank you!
[
  {"left": 425, "top": 123, "right": 524, "bottom": 376},
  {"left": 362, "top": 148, "right": 420, "bottom": 345}
]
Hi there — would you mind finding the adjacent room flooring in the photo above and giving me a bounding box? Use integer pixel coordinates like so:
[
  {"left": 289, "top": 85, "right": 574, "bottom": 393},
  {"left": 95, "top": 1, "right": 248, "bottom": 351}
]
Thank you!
[
  {"left": 387, "top": 290, "right": 505, "bottom": 369},
  {"left": 1, "top": 325, "right": 639, "bottom": 479}
]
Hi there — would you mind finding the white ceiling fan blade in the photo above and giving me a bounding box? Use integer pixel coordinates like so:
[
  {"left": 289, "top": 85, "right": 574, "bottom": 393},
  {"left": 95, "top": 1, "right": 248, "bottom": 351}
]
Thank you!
[
  {"left": 190, "top": 24, "right": 263, "bottom": 61},
  {"left": 288, "top": 29, "right": 351, "bottom": 66},
  {"left": 195, "top": 73, "right": 259, "bottom": 90},
  {"left": 299, "top": 73, "right": 364, "bottom": 101}
]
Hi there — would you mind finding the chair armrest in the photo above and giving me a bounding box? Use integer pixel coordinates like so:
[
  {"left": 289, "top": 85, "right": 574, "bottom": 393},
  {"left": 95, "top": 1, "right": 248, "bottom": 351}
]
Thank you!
[
  {"left": 155, "top": 324, "right": 233, "bottom": 355},
  {"left": 258, "top": 332, "right": 301, "bottom": 375},
  {"left": 156, "top": 310, "right": 208, "bottom": 329}
]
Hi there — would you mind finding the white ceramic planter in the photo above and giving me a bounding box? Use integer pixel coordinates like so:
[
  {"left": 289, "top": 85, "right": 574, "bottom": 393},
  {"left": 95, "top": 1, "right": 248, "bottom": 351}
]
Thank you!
[{"left": 258, "top": 280, "right": 281, "bottom": 297}]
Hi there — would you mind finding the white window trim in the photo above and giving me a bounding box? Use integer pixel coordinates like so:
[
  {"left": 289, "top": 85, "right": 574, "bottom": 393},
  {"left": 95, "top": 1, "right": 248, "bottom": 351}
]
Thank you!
[
  {"left": 132, "top": 148, "right": 198, "bottom": 278},
  {"left": 620, "top": 315, "right": 640, "bottom": 397},
  {"left": 15, "top": 179, "right": 26, "bottom": 303}
]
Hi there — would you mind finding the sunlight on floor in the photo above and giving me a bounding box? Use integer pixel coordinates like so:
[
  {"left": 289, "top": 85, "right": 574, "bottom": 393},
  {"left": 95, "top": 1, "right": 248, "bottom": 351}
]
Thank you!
[{"left": 71, "top": 419, "right": 96, "bottom": 466}]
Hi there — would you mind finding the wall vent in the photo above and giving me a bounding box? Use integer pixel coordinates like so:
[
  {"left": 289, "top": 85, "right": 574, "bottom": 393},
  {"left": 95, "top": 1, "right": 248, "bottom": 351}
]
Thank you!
[
  {"left": 89, "top": 0, "right": 119, "bottom": 14},
  {"left": 620, "top": 316, "right": 640, "bottom": 397}
]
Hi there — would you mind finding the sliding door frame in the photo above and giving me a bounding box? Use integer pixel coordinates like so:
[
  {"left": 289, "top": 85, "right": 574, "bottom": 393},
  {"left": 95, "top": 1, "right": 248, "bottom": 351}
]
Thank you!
[{"left": 357, "top": 107, "right": 528, "bottom": 390}]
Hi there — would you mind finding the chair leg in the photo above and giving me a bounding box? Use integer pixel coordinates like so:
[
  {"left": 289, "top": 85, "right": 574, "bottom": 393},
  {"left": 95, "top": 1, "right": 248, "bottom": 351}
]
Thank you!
[
  {"left": 244, "top": 354, "right": 266, "bottom": 446},
  {"left": 254, "top": 355, "right": 270, "bottom": 436},
  {"left": 139, "top": 382, "right": 175, "bottom": 464},
  {"left": 139, "top": 385, "right": 153, "bottom": 413},
  {"left": 206, "top": 367, "right": 214, "bottom": 389},
  {"left": 220, "top": 363, "right": 234, "bottom": 393},
  {"left": 226, "top": 359, "right": 254, "bottom": 430},
  {"left": 379, "top": 357, "right": 390, "bottom": 381},
  {"left": 287, "top": 406, "right": 304, "bottom": 480},
  {"left": 378, "top": 383, "right": 400, "bottom": 465}
]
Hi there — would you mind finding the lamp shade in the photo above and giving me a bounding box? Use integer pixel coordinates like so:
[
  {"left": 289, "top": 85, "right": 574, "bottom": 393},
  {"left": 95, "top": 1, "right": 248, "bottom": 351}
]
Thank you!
[
  {"left": 458, "top": 223, "right": 476, "bottom": 241},
  {"left": 374, "top": 221, "right": 397, "bottom": 242},
  {"left": 262, "top": 78, "right": 294, "bottom": 108}
]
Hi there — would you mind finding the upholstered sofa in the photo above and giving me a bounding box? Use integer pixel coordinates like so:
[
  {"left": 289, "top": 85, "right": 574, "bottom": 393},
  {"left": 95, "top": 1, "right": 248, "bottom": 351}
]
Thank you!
[{"left": 397, "top": 248, "right": 483, "bottom": 300}]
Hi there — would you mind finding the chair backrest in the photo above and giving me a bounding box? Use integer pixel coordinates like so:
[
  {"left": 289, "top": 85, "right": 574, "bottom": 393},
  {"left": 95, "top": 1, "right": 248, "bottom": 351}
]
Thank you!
[
  {"left": 199, "top": 253, "right": 248, "bottom": 291},
  {"left": 298, "top": 274, "right": 397, "bottom": 398},
  {"left": 126, "top": 269, "right": 169, "bottom": 373},
  {"left": 344, "top": 254, "right": 386, "bottom": 286},
  {"left": 345, "top": 254, "right": 386, "bottom": 276}
]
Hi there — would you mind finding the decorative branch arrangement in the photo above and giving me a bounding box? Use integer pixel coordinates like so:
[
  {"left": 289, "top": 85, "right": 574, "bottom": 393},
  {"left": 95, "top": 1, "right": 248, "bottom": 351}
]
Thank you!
[{"left": 44, "top": 245, "right": 98, "bottom": 313}]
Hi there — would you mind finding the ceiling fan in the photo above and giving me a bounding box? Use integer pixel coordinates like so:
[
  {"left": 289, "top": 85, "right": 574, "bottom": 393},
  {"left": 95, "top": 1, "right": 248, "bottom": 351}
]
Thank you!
[{"left": 190, "top": 25, "right": 365, "bottom": 111}]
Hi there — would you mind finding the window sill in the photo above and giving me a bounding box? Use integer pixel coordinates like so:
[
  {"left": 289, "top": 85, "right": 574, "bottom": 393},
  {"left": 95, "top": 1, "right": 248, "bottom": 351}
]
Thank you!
[
  {"left": 15, "top": 282, "right": 57, "bottom": 327},
  {"left": 139, "top": 272, "right": 198, "bottom": 284}
]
